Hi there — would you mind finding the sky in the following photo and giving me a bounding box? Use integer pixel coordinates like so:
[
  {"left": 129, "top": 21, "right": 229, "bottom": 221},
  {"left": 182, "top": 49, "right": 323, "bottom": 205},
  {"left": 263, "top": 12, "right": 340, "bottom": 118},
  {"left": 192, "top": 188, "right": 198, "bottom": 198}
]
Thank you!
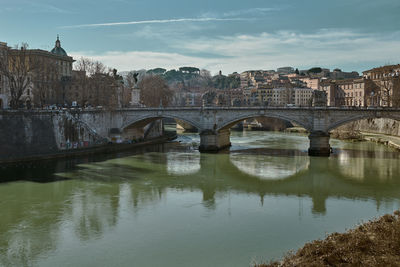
[{"left": 1, "top": 0, "right": 400, "bottom": 74}]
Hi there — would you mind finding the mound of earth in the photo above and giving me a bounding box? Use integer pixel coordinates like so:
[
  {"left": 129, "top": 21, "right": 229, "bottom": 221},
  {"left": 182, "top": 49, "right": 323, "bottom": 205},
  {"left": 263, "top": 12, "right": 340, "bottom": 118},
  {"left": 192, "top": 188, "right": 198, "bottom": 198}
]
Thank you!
[{"left": 258, "top": 211, "right": 400, "bottom": 266}]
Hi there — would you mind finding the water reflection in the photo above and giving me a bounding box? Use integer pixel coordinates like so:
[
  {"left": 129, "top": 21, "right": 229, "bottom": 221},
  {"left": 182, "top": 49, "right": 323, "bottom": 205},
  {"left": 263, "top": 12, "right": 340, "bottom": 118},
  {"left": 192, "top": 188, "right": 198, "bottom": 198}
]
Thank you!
[
  {"left": 0, "top": 132, "right": 400, "bottom": 266},
  {"left": 335, "top": 148, "right": 400, "bottom": 182},
  {"left": 167, "top": 152, "right": 201, "bottom": 175},
  {"left": 230, "top": 149, "right": 309, "bottom": 180},
  {"left": 52, "top": 147, "right": 400, "bottom": 217}
]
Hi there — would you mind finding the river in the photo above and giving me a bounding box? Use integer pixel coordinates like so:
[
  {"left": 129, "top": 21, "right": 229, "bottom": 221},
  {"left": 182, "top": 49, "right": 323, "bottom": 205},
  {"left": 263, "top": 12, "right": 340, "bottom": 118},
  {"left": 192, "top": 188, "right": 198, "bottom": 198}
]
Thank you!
[{"left": 1, "top": 130, "right": 400, "bottom": 267}]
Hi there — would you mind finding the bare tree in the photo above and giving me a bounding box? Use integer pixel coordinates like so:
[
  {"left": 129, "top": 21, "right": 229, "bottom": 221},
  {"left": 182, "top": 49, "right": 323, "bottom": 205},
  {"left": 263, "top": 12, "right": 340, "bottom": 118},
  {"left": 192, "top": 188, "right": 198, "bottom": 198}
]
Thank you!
[
  {"left": 198, "top": 69, "right": 213, "bottom": 89},
  {"left": 0, "top": 43, "right": 40, "bottom": 109},
  {"left": 74, "top": 57, "right": 107, "bottom": 77},
  {"left": 138, "top": 75, "right": 173, "bottom": 107},
  {"left": 72, "top": 57, "right": 123, "bottom": 108},
  {"left": 379, "top": 77, "right": 400, "bottom": 107},
  {"left": 392, "top": 77, "right": 400, "bottom": 107},
  {"left": 379, "top": 78, "right": 392, "bottom": 107}
]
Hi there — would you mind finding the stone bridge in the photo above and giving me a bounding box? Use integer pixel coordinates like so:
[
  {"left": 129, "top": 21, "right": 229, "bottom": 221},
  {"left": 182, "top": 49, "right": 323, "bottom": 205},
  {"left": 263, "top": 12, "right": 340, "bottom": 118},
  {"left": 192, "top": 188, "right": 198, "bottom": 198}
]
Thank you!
[{"left": 68, "top": 107, "right": 400, "bottom": 156}]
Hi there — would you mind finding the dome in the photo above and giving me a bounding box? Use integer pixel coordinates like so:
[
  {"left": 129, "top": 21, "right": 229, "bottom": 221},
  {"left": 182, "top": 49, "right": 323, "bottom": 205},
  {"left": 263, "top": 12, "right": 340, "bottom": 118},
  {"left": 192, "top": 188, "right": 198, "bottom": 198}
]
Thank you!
[
  {"left": 50, "top": 36, "right": 68, "bottom": 56},
  {"left": 51, "top": 46, "right": 68, "bottom": 56}
]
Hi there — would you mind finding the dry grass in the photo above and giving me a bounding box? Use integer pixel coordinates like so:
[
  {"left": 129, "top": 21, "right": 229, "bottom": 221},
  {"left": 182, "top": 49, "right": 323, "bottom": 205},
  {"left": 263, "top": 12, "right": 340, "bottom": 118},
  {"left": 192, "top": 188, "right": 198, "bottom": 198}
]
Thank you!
[
  {"left": 257, "top": 211, "right": 400, "bottom": 267},
  {"left": 331, "top": 130, "right": 363, "bottom": 141}
]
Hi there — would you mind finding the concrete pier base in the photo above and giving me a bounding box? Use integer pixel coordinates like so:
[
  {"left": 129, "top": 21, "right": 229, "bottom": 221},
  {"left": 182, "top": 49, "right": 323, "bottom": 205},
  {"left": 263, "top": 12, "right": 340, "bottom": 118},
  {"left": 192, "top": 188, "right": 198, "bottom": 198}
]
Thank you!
[
  {"left": 308, "top": 131, "right": 331, "bottom": 157},
  {"left": 199, "top": 129, "right": 231, "bottom": 152}
]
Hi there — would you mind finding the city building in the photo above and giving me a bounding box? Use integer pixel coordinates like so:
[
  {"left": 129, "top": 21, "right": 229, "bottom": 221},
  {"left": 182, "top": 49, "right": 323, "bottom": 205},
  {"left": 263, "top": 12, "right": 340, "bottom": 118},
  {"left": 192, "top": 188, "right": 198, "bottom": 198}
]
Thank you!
[
  {"left": 320, "top": 80, "right": 343, "bottom": 106},
  {"left": 329, "top": 69, "right": 360, "bottom": 80},
  {"left": 363, "top": 64, "right": 400, "bottom": 80},
  {"left": 228, "top": 88, "right": 244, "bottom": 106},
  {"left": 277, "top": 67, "right": 295, "bottom": 74},
  {"left": 0, "top": 37, "right": 74, "bottom": 108},
  {"left": 363, "top": 64, "right": 400, "bottom": 107},
  {"left": 270, "top": 88, "right": 290, "bottom": 106},
  {"left": 293, "top": 88, "right": 313, "bottom": 107},
  {"left": 312, "top": 90, "right": 328, "bottom": 107},
  {"left": 320, "top": 78, "right": 377, "bottom": 107},
  {"left": 298, "top": 77, "right": 320, "bottom": 90}
]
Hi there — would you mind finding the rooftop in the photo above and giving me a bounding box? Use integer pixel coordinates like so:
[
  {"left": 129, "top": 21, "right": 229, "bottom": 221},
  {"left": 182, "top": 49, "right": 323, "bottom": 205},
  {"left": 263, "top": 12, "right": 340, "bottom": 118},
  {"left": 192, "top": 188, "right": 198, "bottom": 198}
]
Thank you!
[{"left": 363, "top": 64, "right": 400, "bottom": 74}]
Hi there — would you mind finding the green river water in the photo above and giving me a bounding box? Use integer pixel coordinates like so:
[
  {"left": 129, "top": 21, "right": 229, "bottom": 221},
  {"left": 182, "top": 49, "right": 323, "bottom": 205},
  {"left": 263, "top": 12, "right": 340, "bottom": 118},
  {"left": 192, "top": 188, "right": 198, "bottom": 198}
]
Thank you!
[{"left": 1, "top": 130, "right": 400, "bottom": 267}]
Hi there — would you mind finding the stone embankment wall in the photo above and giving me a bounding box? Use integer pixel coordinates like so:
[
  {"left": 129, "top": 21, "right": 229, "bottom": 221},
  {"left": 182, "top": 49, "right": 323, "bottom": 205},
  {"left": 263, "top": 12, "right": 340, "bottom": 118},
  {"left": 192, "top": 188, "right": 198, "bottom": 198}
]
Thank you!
[
  {"left": 0, "top": 112, "right": 60, "bottom": 160},
  {"left": 0, "top": 111, "right": 163, "bottom": 162},
  {"left": 336, "top": 118, "right": 400, "bottom": 136}
]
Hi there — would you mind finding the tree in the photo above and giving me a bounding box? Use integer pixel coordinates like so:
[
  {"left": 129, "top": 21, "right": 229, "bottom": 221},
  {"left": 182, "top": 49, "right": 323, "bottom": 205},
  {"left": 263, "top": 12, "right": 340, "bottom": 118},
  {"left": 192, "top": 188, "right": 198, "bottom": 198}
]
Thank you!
[
  {"left": 73, "top": 57, "right": 122, "bottom": 108},
  {"left": 0, "top": 43, "right": 41, "bottom": 109},
  {"left": 308, "top": 67, "right": 322, "bottom": 74},
  {"left": 392, "top": 77, "right": 400, "bottom": 107},
  {"left": 179, "top": 67, "right": 200, "bottom": 74},
  {"left": 202, "top": 90, "right": 217, "bottom": 106},
  {"left": 379, "top": 77, "right": 400, "bottom": 107},
  {"left": 138, "top": 75, "right": 173, "bottom": 107},
  {"left": 74, "top": 57, "right": 107, "bottom": 77},
  {"left": 295, "top": 68, "right": 299, "bottom": 75},
  {"left": 199, "top": 69, "right": 213, "bottom": 88},
  {"left": 211, "top": 74, "right": 240, "bottom": 90},
  {"left": 147, "top": 68, "right": 166, "bottom": 75}
]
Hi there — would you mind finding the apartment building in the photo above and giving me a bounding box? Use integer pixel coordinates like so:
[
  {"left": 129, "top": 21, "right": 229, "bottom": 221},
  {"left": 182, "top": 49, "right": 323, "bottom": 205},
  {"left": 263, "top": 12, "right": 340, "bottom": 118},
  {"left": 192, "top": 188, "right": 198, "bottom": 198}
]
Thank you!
[
  {"left": 1, "top": 37, "right": 74, "bottom": 108},
  {"left": 363, "top": 64, "right": 400, "bottom": 107},
  {"left": 293, "top": 88, "right": 313, "bottom": 107},
  {"left": 298, "top": 77, "right": 320, "bottom": 90}
]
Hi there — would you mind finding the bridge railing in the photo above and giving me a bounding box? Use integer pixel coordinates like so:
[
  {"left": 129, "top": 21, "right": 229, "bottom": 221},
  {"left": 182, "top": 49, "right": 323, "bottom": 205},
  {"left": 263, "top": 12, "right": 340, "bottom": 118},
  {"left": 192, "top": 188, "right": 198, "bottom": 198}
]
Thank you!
[{"left": 2, "top": 106, "right": 400, "bottom": 114}]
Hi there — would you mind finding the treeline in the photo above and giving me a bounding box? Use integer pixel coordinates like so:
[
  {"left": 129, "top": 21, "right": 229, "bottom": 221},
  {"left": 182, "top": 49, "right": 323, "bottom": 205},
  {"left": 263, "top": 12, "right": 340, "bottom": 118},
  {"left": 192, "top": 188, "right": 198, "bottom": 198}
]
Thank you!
[{"left": 145, "top": 67, "right": 240, "bottom": 90}]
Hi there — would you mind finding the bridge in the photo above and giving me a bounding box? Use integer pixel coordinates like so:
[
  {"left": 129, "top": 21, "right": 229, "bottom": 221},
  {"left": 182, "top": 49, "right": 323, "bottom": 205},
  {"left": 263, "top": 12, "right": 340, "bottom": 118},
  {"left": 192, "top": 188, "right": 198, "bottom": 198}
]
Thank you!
[{"left": 67, "top": 106, "right": 400, "bottom": 156}]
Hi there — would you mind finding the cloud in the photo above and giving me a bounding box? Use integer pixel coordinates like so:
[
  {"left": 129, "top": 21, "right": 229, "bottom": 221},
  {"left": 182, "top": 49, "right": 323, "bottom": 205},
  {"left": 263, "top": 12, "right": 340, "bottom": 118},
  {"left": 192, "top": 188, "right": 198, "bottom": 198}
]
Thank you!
[
  {"left": 61, "top": 17, "right": 249, "bottom": 29},
  {"left": 222, "top": 7, "right": 282, "bottom": 17},
  {"left": 70, "top": 51, "right": 218, "bottom": 72},
  {"left": 70, "top": 29, "right": 400, "bottom": 74}
]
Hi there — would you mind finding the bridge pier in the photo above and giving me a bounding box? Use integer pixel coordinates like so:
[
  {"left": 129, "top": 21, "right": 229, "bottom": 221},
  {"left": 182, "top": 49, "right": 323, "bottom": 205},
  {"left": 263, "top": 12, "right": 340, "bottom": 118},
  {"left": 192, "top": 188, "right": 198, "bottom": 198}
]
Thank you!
[
  {"left": 199, "top": 129, "right": 231, "bottom": 153},
  {"left": 308, "top": 131, "right": 331, "bottom": 157}
]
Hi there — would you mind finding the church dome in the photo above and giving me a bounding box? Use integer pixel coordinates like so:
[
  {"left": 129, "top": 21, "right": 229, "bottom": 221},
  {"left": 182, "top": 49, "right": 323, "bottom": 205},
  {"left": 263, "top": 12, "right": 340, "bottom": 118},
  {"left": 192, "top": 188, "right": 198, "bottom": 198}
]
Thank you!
[{"left": 50, "top": 36, "right": 68, "bottom": 56}]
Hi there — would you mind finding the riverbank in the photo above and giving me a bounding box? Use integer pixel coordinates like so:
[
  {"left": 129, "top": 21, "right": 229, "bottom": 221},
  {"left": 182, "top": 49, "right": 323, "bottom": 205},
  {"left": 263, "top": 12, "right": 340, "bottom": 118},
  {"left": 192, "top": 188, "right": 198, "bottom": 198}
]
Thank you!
[
  {"left": 284, "top": 125, "right": 400, "bottom": 151},
  {"left": 0, "top": 133, "right": 177, "bottom": 165},
  {"left": 257, "top": 211, "right": 400, "bottom": 266},
  {"left": 332, "top": 130, "right": 400, "bottom": 151},
  {"left": 284, "top": 127, "right": 308, "bottom": 134}
]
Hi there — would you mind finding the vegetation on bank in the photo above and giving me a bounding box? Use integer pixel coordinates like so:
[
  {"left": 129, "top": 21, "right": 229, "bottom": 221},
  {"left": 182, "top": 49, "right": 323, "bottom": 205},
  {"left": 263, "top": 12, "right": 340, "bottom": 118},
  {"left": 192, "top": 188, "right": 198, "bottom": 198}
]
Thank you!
[
  {"left": 257, "top": 211, "right": 400, "bottom": 267},
  {"left": 330, "top": 130, "right": 364, "bottom": 141}
]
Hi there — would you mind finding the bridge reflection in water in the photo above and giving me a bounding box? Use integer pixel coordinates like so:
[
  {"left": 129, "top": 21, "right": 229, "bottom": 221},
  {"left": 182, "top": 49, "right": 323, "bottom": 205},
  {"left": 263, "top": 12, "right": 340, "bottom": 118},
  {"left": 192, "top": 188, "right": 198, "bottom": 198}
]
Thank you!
[
  {"left": 51, "top": 145, "right": 400, "bottom": 215},
  {"left": 1, "top": 138, "right": 400, "bottom": 266}
]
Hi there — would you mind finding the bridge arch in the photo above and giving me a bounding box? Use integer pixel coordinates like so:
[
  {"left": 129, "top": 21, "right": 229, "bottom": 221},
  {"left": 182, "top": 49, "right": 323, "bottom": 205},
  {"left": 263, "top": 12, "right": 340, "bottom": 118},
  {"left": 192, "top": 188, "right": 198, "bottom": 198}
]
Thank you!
[
  {"left": 326, "top": 113, "right": 400, "bottom": 132},
  {"left": 217, "top": 113, "right": 312, "bottom": 132},
  {"left": 121, "top": 114, "right": 203, "bottom": 132}
]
